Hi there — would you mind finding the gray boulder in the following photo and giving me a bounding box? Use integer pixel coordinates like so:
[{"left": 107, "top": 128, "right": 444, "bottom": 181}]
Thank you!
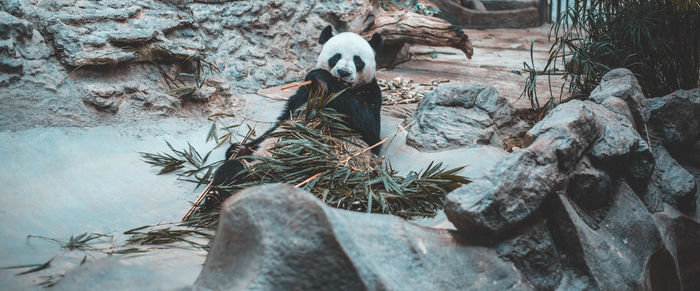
[
  {"left": 195, "top": 183, "right": 534, "bottom": 290},
  {"left": 647, "top": 146, "right": 697, "bottom": 214},
  {"left": 446, "top": 98, "right": 666, "bottom": 235},
  {"left": 446, "top": 100, "right": 653, "bottom": 237},
  {"left": 566, "top": 156, "right": 614, "bottom": 228},
  {"left": 524, "top": 100, "right": 603, "bottom": 171},
  {"left": 406, "top": 84, "right": 527, "bottom": 152},
  {"left": 647, "top": 88, "right": 700, "bottom": 151},
  {"left": 445, "top": 147, "right": 560, "bottom": 236},
  {"left": 653, "top": 204, "right": 700, "bottom": 291},
  {"left": 495, "top": 221, "right": 562, "bottom": 290},
  {"left": 589, "top": 68, "right": 650, "bottom": 126},
  {"left": 586, "top": 99, "right": 654, "bottom": 190},
  {"left": 548, "top": 181, "right": 681, "bottom": 290},
  {"left": 596, "top": 96, "right": 636, "bottom": 125}
]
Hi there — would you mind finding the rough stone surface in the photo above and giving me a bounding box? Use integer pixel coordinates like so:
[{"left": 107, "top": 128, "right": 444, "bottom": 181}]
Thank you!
[
  {"left": 597, "top": 96, "right": 636, "bottom": 126},
  {"left": 566, "top": 156, "right": 614, "bottom": 228},
  {"left": 548, "top": 181, "right": 681, "bottom": 290},
  {"left": 524, "top": 100, "right": 603, "bottom": 171},
  {"left": 691, "top": 140, "right": 700, "bottom": 166},
  {"left": 647, "top": 146, "right": 697, "bottom": 214},
  {"left": 653, "top": 204, "right": 700, "bottom": 291},
  {"left": 444, "top": 95, "right": 693, "bottom": 290},
  {"left": 589, "top": 68, "right": 650, "bottom": 126},
  {"left": 0, "top": 0, "right": 361, "bottom": 130},
  {"left": 587, "top": 100, "right": 655, "bottom": 190},
  {"left": 647, "top": 88, "right": 700, "bottom": 151},
  {"left": 446, "top": 100, "right": 651, "bottom": 236},
  {"left": 195, "top": 183, "right": 533, "bottom": 290},
  {"left": 496, "top": 221, "right": 562, "bottom": 290},
  {"left": 406, "top": 84, "right": 528, "bottom": 152},
  {"left": 445, "top": 147, "right": 561, "bottom": 236}
]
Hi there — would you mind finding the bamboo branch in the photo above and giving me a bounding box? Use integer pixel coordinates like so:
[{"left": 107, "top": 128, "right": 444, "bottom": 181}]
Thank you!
[
  {"left": 281, "top": 80, "right": 312, "bottom": 91},
  {"left": 340, "top": 120, "right": 415, "bottom": 164}
]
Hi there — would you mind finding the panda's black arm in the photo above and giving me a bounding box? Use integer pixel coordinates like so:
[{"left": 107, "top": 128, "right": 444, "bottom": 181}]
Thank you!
[
  {"left": 349, "top": 80, "right": 382, "bottom": 154},
  {"left": 223, "top": 85, "right": 309, "bottom": 159},
  {"left": 329, "top": 81, "right": 382, "bottom": 154},
  {"left": 346, "top": 97, "right": 382, "bottom": 154},
  {"left": 224, "top": 69, "right": 340, "bottom": 160}
]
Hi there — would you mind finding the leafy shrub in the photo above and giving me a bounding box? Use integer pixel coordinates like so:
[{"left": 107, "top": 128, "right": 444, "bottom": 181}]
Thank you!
[{"left": 525, "top": 0, "right": 699, "bottom": 106}]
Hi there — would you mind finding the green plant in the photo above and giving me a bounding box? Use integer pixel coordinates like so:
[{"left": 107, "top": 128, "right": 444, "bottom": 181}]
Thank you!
[
  {"left": 137, "top": 45, "right": 221, "bottom": 99},
  {"left": 524, "top": 0, "right": 699, "bottom": 107}
]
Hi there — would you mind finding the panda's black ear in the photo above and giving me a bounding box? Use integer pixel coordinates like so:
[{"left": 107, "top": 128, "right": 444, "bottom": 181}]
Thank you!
[
  {"left": 368, "top": 33, "right": 383, "bottom": 52},
  {"left": 319, "top": 25, "right": 334, "bottom": 45}
]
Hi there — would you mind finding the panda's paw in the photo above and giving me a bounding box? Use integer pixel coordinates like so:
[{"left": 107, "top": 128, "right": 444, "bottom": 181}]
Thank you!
[
  {"left": 305, "top": 69, "right": 346, "bottom": 93},
  {"left": 225, "top": 143, "right": 241, "bottom": 160},
  {"left": 304, "top": 69, "right": 333, "bottom": 82},
  {"left": 211, "top": 159, "right": 246, "bottom": 187}
]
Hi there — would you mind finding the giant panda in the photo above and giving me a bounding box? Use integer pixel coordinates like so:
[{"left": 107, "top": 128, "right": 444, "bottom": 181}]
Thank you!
[{"left": 210, "top": 25, "right": 383, "bottom": 196}]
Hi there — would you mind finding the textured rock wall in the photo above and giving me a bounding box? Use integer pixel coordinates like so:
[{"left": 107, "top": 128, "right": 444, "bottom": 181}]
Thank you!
[{"left": 0, "top": 0, "right": 360, "bottom": 130}]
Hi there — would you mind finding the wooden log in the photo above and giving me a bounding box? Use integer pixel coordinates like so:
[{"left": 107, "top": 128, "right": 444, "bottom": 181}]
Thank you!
[
  {"left": 334, "top": 1, "right": 474, "bottom": 66},
  {"left": 363, "top": 10, "right": 473, "bottom": 60}
]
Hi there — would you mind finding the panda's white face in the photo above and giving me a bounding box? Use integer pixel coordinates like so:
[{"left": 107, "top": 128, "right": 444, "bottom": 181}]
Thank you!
[{"left": 316, "top": 32, "right": 377, "bottom": 88}]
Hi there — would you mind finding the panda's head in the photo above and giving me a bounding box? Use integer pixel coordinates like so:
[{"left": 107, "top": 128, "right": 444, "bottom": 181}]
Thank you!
[{"left": 316, "top": 25, "right": 383, "bottom": 88}]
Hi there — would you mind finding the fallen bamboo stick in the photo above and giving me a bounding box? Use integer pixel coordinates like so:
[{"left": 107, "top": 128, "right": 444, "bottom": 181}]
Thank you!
[
  {"left": 340, "top": 120, "right": 415, "bottom": 164},
  {"left": 182, "top": 129, "right": 256, "bottom": 222},
  {"left": 294, "top": 172, "right": 324, "bottom": 188}
]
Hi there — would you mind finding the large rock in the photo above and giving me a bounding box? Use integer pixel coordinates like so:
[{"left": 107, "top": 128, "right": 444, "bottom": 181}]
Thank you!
[
  {"left": 589, "top": 68, "right": 650, "bottom": 126},
  {"left": 647, "top": 88, "right": 700, "bottom": 151},
  {"left": 647, "top": 146, "right": 697, "bottom": 214},
  {"left": 445, "top": 147, "right": 560, "bottom": 236},
  {"left": 524, "top": 100, "right": 603, "bottom": 171},
  {"left": 406, "top": 84, "right": 527, "bottom": 152},
  {"left": 566, "top": 156, "right": 614, "bottom": 228},
  {"left": 495, "top": 221, "right": 562, "bottom": 290},
  {"left": 653, "top": 205, "right": 700, "bottom": 291},
  {"left": 548, "top": 181, "right": 681, "bottom": 290},
  {"left": 586, "top": 99, "right": 654, "bottom": 190},
  {"left": 195, "top": 184, "right": 534, "bottom": 290}
]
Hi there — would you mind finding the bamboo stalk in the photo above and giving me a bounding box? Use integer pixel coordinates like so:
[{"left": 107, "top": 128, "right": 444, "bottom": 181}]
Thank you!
[
  {"left": 294, "top": 172, "right": 324, "bottom": 188},
  {"left": 281, "top": 80, "right": 312, "bottom": 91},
  {"left": 340, "top": 120, "right": 415, "bottom": 164},
  {"left": 182, "top": 183, "right": 211, "bottom": 222}
]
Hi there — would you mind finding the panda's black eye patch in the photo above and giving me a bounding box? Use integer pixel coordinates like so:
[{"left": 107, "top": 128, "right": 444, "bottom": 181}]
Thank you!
[
  {"left": 328, "top": 53, "right": 341, "bottom": 68},
  {"left": 353, "top": 55, "right": 365, "bottom": 71}
]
